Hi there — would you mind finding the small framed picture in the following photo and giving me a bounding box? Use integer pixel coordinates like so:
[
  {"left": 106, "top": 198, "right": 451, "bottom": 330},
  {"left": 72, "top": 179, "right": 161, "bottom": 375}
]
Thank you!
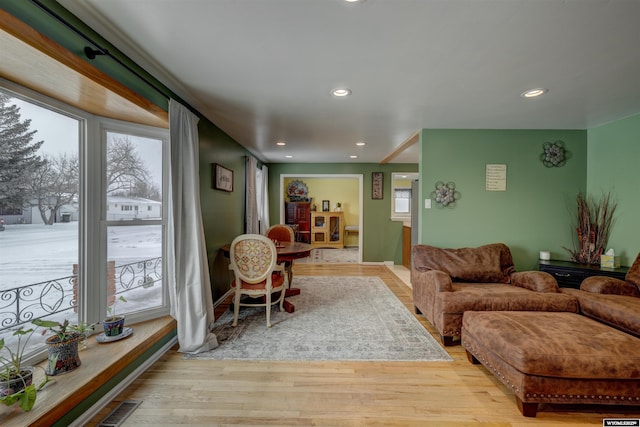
[
  {"left": 213, "top": 163, "right": 233, "bottom": 192},
  {"left": 372, "top": 172, "right": 384, "bottom": 199},
  {"left": 322, "top": 200, "right": 330, "bottom": 212}
]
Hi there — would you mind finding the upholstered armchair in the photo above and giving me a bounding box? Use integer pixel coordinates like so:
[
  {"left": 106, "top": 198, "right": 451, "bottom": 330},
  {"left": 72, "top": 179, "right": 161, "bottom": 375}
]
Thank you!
[
  {"left": 561, "top": 253, "right": 640, "bottom": 337},
  {"left": 265, "top": 224, "right": 295, "bottom": 243},
  {"left": 580, "top": 253, "right": 640, "bottom": 297},
  {"left": 411, "top": 243, "right": 578, "bottom": 345}
]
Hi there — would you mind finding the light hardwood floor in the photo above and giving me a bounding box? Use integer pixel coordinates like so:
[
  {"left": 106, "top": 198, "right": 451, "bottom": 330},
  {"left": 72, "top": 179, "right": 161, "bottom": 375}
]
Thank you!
[{"left": 87, "top": 264, "right": 639, "bottom": 426}]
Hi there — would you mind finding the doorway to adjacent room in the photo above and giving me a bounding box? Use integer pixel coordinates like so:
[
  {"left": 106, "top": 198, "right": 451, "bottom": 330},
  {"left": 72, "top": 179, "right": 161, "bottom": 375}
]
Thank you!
[{"left": 279, "top": 174, "right": 363, "bottom": 262}]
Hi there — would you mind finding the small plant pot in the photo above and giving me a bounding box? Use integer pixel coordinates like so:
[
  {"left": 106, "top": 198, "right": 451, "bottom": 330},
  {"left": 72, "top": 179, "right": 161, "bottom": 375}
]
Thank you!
[
  {"left": 103, "top": 316, "right": 125, "bottom": 337},
  {"left": 0, "top": 367, "right": 34, "bottom": 396},
  {"left": 45, "top": 333, "right": 82, "bottom": 376}
]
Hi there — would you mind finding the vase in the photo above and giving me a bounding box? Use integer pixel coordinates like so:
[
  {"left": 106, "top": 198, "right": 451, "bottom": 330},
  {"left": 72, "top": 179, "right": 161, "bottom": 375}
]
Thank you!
[
  {"left": 45, "top": 333, "right": 82, "bottom": 376},
  {"left": 103, "top": 316, "right": 125, "bottom": 337},
  {"left": 0, "top": 367, "right": 34, "bottom": 396},
  {"left": 79, "top": 326, "right": 94, "bottom": 350}
]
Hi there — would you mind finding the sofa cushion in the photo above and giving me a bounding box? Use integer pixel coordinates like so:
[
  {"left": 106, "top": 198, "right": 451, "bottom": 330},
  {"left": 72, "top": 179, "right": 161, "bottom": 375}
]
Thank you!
[
  {"left": 511, "top": 271, "right": 558, "bottom": 293},
  {"left": 438, "top": 283, "right": 579, "bottom": 314},
  {"left": 562, "top": 288, "right": 640, "bottom": 338},
  {"left": 581, "top": 276, "right": 640, "bottom": 297},
  {"left": 412, "top": 243, "right": 514, "bottom": 283},
  {"left": 462, "top": 311, "right": 640, "bottom": 379}
]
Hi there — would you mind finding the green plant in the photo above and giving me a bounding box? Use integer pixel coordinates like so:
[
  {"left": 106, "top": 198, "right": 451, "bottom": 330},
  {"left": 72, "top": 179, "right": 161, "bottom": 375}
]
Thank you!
[
  {"left": 0, "top": 327, "right": 36, "bottom": 382},
  {"left": 106, "top": 295, "right": 128, "bottom": 321},
  {"left": 32, "top": 318, "right": 76, "bottom": 342},
  {"left": 0, "top": 327, "right": 52, "bottom": 411},
  {"left": 69, "top": 322, "right": 98, "bottom": 335}
]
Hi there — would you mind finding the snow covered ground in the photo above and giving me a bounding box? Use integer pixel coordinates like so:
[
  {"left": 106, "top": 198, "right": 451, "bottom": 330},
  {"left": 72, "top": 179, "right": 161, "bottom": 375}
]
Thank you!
[
  {"left": 0, "top": 222, "right": 163, "bottom": 336},
  {"left": 0, "top": 222, "right": 161, "bottom": 288},
  {"left": 0, "top": 222, "right": 81, "bottom": 290}
]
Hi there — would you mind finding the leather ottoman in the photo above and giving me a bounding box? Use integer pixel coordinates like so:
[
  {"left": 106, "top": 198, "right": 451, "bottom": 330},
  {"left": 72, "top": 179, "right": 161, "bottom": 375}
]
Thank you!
[{"left": 461, "top": 311, "right": 640, "bottom": 417}]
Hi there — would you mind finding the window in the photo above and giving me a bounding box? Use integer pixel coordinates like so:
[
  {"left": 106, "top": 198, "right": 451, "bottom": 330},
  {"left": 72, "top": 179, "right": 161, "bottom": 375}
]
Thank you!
[
  {"left": 394, "top": 189, "right": 411, "bottom": 214},
  {"left": 0, "top": 88, "right": 80, "bottom": 355},
  {"left": 0, "top": 82, "right": 169, "bottom": 361},
  {"left": 391, "top": 172, "right": 418, "bottom": 220},
  {"left": 104, "top": 125, "right": 167, "bottom": 319}
]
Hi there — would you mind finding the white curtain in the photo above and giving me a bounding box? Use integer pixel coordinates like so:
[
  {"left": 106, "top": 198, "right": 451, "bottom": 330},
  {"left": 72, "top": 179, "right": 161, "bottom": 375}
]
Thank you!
[
  {"left": 245, "top": 156, "right": 259, "bottom": 233},
  {"left": 258, "top": 164, "right": 270, "bottom": 234},
  {"left": 167, "top": 99, "right": 218, "bottom": 353}
]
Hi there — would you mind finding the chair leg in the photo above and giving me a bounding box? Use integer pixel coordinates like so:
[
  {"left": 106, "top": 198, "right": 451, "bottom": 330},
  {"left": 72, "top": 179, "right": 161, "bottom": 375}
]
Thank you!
[
  {"left": 266, "top": 291, "right": 272, "bottom": 328},
  {"left": 232, "top": 290, "right": 241, "bottom": 327}
]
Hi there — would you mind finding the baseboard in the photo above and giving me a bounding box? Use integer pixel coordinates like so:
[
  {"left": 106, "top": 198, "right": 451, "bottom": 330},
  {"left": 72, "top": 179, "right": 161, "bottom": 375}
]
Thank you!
[
  {"left": 215, "top": 288, "right": 234, "bottom": 308},
  {"left": 68, "top": 335, "right": 178, "bottom": 427}
]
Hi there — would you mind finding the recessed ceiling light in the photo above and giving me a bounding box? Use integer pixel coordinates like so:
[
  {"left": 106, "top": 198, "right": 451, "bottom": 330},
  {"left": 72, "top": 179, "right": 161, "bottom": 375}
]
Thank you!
[
  {"left": 356, "top": 141, "right": 366, "bottom": 146},
  {"left": 350, "top": 155, "right": 358, "bottom": 159},
  {"left": 331, "top": 88, "right": 352, "bottom": 97},
  {"left": 521, "top": 88, "right": 548, "bottom": 98},
  {"left": 276, "top": 141, "right": 286, "bottom": 146},
  {"left": 344, "top": 0, "right": 365, "bottom": 3},
  {"left": 285, "top": 155, "right": 293, "bottom": 158}
]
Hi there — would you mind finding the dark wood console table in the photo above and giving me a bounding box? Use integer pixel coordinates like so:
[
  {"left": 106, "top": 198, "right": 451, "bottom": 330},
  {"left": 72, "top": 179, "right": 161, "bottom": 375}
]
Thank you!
[{"left": 539, "top": 259, "right": 629, "bottom": 289}]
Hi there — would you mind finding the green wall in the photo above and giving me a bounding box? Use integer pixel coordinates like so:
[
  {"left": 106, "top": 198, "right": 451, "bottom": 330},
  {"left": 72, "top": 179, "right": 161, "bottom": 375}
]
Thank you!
[
  {"left": 418, "top": 129, "right": 587, "bottom": 270},
  {"left": 587, "top": 113, "right": 640, "bottom": 266},
  {"left": 268, "top": 163, "right": 419, "bottom": 264},
  {"left": 197, "top": 123, "right": 249, "bottom": 301}
]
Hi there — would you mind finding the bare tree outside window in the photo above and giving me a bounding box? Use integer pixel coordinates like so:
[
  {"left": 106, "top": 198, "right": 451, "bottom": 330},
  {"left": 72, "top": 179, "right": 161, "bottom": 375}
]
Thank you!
[
  {"left": 106, "top": 135, "right": 160, "bottom": 201},
  {"left": 29, "top": 153, "right": 79, "bottom": 225}
]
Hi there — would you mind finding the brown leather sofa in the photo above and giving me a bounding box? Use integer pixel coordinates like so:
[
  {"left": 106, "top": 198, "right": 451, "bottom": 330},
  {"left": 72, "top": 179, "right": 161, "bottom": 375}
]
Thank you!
[
  {"left": 461, "top": 254, "right": 640, "bottom": 417},
  {"left": 411, "top": 243, "right": 579, "bottom": 345}
]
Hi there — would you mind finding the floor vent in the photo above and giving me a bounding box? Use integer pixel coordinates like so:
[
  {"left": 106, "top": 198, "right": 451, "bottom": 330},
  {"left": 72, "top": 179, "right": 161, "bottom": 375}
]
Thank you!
[{"left": 97, "top": 400, "right": 142, "bottom": 427}]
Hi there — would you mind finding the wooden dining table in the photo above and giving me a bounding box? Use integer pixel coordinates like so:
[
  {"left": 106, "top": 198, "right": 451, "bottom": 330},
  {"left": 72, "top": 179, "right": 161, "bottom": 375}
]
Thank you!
[{"left": 221, "top": 241, "right": 312, "bottom": 313}]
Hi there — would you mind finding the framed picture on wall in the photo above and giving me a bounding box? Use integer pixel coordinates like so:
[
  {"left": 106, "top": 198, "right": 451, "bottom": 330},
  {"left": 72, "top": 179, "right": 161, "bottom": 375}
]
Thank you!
[
  {"left": 213, "top": 163, "right": 233, "bottom": 192},
  {"left": 372, "top": 172, "right": 384, "bottom": 199},
  {"left": 322, "top": 200, "right": 330, "bottom": 212}
]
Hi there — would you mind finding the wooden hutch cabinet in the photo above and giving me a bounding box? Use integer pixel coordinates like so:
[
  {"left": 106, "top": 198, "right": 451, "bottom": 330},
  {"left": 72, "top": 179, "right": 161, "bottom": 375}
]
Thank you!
[
  {"left": 310, "top": 211, "right": 344, "bottom": 248},
  {"left": 285, "top": 201, "right": 311, "bottom": 243}
]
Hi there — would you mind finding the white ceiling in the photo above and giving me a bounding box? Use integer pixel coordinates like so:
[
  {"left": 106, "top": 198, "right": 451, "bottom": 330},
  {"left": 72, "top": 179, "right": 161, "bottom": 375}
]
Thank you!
[{"left": 59, "top": 0, "right": 640, "bottom": 164}]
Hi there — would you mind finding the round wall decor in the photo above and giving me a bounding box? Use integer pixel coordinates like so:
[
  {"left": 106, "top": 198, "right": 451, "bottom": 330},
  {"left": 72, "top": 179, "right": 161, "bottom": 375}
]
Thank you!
[
  {"left": 541, "top": 140, "right": 566, "bottom": 167},
  {"left": 430, "top": 181, "right": 461, "bottom": 208}
]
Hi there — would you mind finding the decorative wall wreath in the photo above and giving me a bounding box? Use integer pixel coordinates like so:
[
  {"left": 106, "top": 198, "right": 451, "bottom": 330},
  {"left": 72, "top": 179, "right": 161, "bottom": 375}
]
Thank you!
[
  {"left": 430, "top": 181, "right": 461, "bottom": 208},
  {"left": 541, "top": 140, "right": 566, "bottom": 167}
]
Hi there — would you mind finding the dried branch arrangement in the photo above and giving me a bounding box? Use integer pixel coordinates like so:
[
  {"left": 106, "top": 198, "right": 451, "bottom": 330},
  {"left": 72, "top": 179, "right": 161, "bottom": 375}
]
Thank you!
[{"left": 564, "top": 192, "right": 617, "bottom": 264}]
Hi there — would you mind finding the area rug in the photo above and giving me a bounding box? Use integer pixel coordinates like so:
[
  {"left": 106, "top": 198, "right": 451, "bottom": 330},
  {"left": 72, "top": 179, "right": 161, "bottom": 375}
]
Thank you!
[
  {"left": 295, "top": 247, "right": 359, "bottom": 263},
  {"left": 185, "top": 276, "right": 452, "bottom": 362}
]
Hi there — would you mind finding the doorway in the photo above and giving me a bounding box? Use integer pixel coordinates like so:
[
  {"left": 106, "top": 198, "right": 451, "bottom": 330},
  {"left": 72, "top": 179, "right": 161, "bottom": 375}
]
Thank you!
[{"left": 279, "top": 174, "right": 363, "bottom": 262}]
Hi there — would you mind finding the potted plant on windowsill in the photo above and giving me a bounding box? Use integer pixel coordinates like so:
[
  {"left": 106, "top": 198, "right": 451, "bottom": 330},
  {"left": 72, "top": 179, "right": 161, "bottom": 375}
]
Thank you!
[
  {"left": 103, "top": 295, "right": 127, "bottom": 337},
  {"left": 0, "top": 326, "right": 52, "bottom": 412},
  {"left": 32, "top": 319, "right": 83, "bottom": 376}
]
